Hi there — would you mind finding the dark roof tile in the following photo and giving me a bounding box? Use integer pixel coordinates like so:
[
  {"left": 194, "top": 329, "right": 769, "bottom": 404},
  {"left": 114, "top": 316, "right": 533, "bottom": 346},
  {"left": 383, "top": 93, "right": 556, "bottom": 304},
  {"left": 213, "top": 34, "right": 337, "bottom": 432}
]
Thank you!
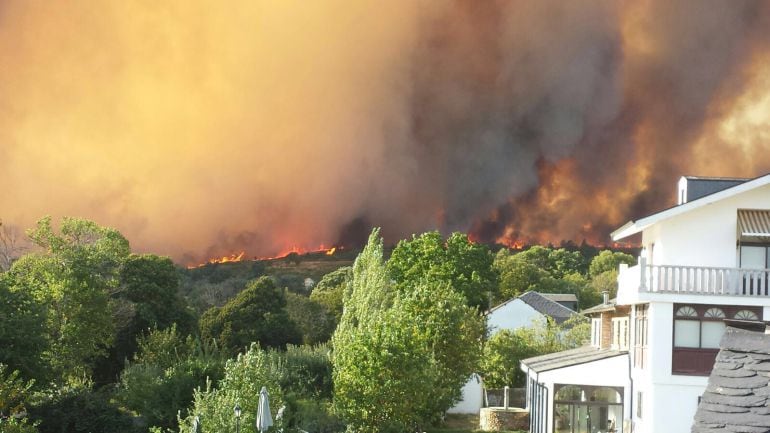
[{"left": 693, "top": 327, "right": 770, "bottom": 433}]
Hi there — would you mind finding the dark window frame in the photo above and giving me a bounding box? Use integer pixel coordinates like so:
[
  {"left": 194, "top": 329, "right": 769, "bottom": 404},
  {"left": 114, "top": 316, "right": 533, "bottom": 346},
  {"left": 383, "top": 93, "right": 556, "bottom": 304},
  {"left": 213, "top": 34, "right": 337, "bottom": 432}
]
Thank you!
[{"left": 672, "top": 303, "right": 761, "bottom": 375}]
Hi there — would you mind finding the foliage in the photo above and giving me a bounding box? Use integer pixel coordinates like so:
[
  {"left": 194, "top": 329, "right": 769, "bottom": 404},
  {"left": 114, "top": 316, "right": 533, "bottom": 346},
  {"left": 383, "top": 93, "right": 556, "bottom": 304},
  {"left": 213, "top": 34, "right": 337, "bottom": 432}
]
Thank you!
[
  {"left": 310, "top": 266, "right": 350, "bottom": 324},
  {"left": 0, "top": 417, "right": 40, "bottom": 433},
  {"left": 388, "top": 231, "right": 496, "bottom": 310},
  {"left": 0, "top": 276, "right": 46, "bottom": 381},
  {"left": 0, "top": 365, "right": 35, "bottom": 419},
  {"left": 285, "top": 292, "right": 336, "bottom": 345},
  {"left": 8, "top": 217, "right": 130, "bottom": 383},
  {"left": 493, "top": 246, "right": 608, "bottom": 309},
  {"left": 29, "top": 385, "right": 135, "bottom": 433},
  {"left": 279, "top": 344, "right": 333, "bottom": 400},
  {"left": 588, "top": 250, "right": 635, "bottom": 277},
  {"left": 178, "top": 344, "right": 284, "bottom": 433},
  {"left": 96, "top": 254, "right": 196, "bottom": 384},
  {"left": 288, "top": 399, "right": 344, "bottom": 433},
  {"left": 118, "top": 326, "right": 227, "bottom": 430},
  {"left": 480, "top": 316, "right": 590, "bottom": 388},
  {"left": 200, "top": 276, "right": 302, "bottom": 353},
  {"left": 333, "top": 229, "right": 484, "bottom": 433}
]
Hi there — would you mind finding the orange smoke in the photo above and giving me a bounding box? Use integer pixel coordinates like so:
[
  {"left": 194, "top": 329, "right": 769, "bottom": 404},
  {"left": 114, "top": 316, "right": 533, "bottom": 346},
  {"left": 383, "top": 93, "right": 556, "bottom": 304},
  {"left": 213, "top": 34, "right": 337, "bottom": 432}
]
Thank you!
[{"left": 1, "top": 1, "right": 770, "bottom": 263}]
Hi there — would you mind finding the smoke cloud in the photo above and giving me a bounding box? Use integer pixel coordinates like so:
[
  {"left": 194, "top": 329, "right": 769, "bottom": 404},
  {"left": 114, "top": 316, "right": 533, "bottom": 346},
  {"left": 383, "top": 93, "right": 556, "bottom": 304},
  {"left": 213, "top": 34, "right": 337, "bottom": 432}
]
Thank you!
[{"left": 1, "top": 1, "right": 769, "bottom": 263}]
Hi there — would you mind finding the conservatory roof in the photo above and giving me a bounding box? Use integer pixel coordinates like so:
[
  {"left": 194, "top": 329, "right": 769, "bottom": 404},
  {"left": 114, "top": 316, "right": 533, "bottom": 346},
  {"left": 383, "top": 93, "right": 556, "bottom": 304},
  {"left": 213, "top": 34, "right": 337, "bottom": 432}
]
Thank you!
[{"left": 521, "top": 346, "right": 627, "bottom": 373}]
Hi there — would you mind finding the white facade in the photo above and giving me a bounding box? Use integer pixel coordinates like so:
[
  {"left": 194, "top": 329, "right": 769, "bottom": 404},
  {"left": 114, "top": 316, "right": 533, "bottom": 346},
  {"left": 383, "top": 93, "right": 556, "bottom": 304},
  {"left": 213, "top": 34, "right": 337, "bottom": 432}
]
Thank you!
[
  {"left": 613, "top": 176, "right": 770, "bottom": 433},
  {"left": 534, "top": 355, "right": 630, "bottom": 433},
  {"left": 446, "top": 373, "right": 484, "bottom": 414},
  {"left": 486, "top": 298, "right": 548, "bottom": 336}
]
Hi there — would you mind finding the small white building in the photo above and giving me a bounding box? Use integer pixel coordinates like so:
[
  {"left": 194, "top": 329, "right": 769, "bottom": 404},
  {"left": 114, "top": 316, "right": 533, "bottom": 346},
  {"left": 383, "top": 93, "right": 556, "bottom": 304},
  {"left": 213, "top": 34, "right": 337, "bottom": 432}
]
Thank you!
[
  {"left": 449, "top": 292, "right": 579, "bottom": 414},
  {"left": 522, "top": 174, "right": 770, "bottom": 433},
  {"left": 487, "top": 291, "right": 580, "bottom": 337}
]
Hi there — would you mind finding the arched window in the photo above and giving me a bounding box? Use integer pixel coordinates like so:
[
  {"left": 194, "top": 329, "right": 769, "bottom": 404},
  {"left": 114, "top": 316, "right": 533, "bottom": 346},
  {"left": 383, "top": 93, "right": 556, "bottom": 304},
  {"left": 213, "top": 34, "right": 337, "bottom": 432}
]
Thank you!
[
  {"left": 676, "top": 306, "right": 698, "bottom": 317},
  {"left": 704, "top": 308, "right": 725, "bottom": 319},
  {"left": 735, "top": 310, "right": 760, "bottom": 321},
  {"left": 555, "top": 385, "right": 584, "bottom": 402}
]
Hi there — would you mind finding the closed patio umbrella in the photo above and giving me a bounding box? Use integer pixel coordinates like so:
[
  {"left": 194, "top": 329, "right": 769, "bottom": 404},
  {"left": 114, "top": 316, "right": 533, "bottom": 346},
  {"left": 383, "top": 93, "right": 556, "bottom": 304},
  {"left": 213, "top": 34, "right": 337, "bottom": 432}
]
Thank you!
[{"left": 256, "top": 386, "right": 273, "bottom": 433}]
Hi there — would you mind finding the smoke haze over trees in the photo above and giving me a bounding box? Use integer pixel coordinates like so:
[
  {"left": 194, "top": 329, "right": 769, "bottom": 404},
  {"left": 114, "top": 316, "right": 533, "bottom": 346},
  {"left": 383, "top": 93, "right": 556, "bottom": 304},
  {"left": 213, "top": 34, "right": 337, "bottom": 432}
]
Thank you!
[{"left": 1, "top": 1, "right": 770, "bottom": 262}]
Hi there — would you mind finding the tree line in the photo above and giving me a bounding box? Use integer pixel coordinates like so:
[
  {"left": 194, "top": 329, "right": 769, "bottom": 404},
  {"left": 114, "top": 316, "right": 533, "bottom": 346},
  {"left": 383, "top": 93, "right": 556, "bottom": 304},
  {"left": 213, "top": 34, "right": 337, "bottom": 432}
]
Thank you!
[{"left": 0, "top": 217, "right": 634, "bottom": 433}]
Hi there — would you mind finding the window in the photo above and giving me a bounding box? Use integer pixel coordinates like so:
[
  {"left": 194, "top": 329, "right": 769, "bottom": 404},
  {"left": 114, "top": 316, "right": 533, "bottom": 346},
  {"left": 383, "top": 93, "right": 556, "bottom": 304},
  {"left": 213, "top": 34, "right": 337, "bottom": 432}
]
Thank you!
[
  {"left": 672, "top": 304, "right": 760, "bottom": 375},
  {"left": 554, "top": 385, "right": 624, "bottom": 433},
  {"left": 591, "top": 318, "right": 602, "bottom": 348},
  {"left": 633, "top": 305, "right": 648, "bottom": 369},
  {"left": 735, "top": 309, "right": 759, "bottom": 321},
  {"left": 611, "top": 317, "right": 629, "bottom": 350},
  {"left": 674, "top": 306, "right": 725, "bottom": 349}
]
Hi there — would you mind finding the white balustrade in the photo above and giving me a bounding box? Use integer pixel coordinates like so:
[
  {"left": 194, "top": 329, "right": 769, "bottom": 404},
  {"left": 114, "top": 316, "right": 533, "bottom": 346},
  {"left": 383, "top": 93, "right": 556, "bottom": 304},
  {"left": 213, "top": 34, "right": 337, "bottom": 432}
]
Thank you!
[{"left": 621, "top": 258, "right": 770, "bottom": 296}]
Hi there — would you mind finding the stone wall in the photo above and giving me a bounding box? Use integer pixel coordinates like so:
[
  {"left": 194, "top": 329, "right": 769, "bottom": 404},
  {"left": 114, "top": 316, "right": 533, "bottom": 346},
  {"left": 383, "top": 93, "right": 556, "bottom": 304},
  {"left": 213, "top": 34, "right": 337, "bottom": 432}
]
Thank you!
[{"left": 479, "top": 408, "right": 529, "bottom": 431}]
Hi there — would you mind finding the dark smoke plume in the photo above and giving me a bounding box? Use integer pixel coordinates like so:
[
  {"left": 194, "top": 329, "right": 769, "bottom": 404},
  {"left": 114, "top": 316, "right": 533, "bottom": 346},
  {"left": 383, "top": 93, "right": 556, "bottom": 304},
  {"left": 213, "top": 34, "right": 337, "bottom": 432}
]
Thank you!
[{"left": 1, "top": 1, "right": 770, "bottom": 263}]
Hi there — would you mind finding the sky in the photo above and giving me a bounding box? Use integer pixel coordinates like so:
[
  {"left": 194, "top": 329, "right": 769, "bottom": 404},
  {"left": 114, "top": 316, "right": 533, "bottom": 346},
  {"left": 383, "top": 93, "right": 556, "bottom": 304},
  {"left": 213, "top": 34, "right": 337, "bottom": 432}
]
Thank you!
[{"left": 2, "top": 1, "right": 770, "bottom": 264}]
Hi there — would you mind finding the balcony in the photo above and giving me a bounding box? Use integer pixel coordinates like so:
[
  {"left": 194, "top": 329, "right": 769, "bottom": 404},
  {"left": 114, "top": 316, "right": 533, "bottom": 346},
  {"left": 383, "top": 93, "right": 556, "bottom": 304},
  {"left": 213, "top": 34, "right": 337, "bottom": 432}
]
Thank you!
[{"left": 620, "top": 258, "right": 770, "bottom": 297}]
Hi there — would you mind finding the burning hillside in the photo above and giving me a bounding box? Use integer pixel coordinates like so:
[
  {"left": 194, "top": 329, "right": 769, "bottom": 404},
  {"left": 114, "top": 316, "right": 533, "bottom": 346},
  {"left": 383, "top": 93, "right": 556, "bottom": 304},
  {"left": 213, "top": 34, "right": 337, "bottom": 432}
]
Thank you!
[{"left": 1, "top": 1, "right": 770, "bottom": 263}]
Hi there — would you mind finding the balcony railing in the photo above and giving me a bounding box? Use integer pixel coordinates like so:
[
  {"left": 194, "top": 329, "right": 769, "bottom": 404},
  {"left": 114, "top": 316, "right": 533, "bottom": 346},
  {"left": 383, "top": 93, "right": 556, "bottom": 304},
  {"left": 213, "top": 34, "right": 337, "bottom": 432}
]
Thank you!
[{"left": 621, "top": 258, "right": 770, "bottom": 296}]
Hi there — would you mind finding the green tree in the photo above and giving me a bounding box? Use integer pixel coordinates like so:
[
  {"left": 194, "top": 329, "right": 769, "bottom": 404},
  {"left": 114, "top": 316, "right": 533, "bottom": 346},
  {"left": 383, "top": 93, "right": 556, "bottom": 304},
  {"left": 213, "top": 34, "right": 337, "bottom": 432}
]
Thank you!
[
  {"left": 285, "top": 292, "right": 336, "bottom": 345},
  {"left": 9, "top": 217, "right": 130, "bottom": 382},
  {"left": 310, "top": 266, "right": 350, "bottom": 324},
  {"left": 118, "top": 326, "right": 227, "bottom": 430},
  {"left": 0, "top": 364, "right": 38, "bottom": 433},
  {"left": 0, "top": 275, "right": 46, "bottom": 381},
  {"left": 178, "top": 344, "right": 284, "bottom": 433},
  {"left": 333, "top": 229, "right": 484, "bottom": 432},
  {"left": 480, "top": 315, "right": 590, "bottom": 388},
  {"left": 589, "top": 250, "right": 636, "bottom": 277},
  {"left": 199, "top": 276, "right": 302, "bottom": 353},
  {"left": 97, "top": 254, "right": 196, "bottom": 383},
  {"left": 387, "top": 231, "right": 496, "bottom": 310}
]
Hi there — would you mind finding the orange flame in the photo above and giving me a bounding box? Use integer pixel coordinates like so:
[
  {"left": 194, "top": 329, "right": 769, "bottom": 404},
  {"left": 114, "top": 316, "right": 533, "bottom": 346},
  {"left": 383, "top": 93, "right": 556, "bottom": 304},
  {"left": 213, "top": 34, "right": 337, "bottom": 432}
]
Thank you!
[{"left": 187, "top": 245, "right": 340, "bottom": 269}]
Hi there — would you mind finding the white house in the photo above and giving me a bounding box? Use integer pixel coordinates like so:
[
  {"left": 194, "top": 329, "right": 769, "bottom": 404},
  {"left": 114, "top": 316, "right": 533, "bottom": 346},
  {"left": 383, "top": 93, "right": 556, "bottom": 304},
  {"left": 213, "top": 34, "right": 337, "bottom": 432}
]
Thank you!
[
  {"left": 449, "top": 292, "right": 579, "bottom": 415},
  {"left": 487, "top": 291, "right": 579, "bottom": 337},
  {"left": 521, "top": 174, "right": 770, "bottom": 433}
]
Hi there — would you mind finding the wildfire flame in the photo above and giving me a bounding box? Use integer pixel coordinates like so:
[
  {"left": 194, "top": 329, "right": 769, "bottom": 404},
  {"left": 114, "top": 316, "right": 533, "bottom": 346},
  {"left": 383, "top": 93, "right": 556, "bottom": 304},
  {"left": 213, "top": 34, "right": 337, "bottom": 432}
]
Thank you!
[{"left": 187, "top": 245, "right": 339, "bottom": 269}]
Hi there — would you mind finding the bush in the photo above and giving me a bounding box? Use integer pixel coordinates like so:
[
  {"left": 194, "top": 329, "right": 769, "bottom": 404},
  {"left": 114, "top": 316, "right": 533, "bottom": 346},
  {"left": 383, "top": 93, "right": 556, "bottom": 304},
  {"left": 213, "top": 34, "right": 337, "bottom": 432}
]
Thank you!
[
  {"left": 279, "top": 344, "right": 333, "bottom": 400},
  {"left": 118, "top": 327, "right": 227, "bottom": 430},
  {"left": 178, "top": 344, "right": 284, "bottom": 433},
  {"left": 29, "top": 386, "right": 135, "bottom": 433}
]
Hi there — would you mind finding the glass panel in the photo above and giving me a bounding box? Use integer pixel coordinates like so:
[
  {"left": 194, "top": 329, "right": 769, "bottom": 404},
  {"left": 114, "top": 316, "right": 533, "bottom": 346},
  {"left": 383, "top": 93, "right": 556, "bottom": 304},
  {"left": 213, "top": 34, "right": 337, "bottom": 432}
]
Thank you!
[
  {"left": 741, "top": 246, "right": 766, "bottom": 269},
  {"left": 674, "top": 320, "right": 700, "bottom": 348},
  {"left": 554, "top": 404, "right": 572, "bottom": 433},
  {"left": 675, "top": 306, "right": 698, "bottom": 317},
  {"left": 556, "top": 385, "right": 584, "bottom": 402},
  {"left": 701, "top": 321, "right": 726, "bottom": 349},
  {"left": 608, "top": 405, "right": 623, "bottom": 432},
  {"left": 735, "top": 309, "right": 759, "bottom": 321},
  {"left": 704, "top": 308, "right": 725, "bottom": 319},
  {"left": 591, "top": 387, "right": 622, "bottom": 403}
]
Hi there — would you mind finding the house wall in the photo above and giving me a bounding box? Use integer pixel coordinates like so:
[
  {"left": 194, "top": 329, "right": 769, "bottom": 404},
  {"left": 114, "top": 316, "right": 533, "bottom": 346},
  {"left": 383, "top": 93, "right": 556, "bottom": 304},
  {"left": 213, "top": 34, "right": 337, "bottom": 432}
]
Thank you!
[
  {"left": 451, "top": 300, "right": 548, "bottom": 415},
  {"left": 447, "top": 373, "right": 484, "bottom": 414},
  {"left": 487, "top": 299, "right": 547, "bottom": 336},
  {"left": 628, "top": 301, "right": 716, "bottom": 433},
  {"left": 641, "top": 183, "right": 770, "bottom": 268},
  {"left": 535, "top": 355, "right": 631, "bottom": 433}
]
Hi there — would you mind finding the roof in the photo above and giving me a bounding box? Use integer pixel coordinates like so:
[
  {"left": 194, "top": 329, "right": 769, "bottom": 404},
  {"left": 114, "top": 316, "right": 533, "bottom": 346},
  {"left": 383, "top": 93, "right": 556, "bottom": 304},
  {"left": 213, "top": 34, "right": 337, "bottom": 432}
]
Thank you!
[
  {"left": 692, "top": 327, "right": 770, "bottom": 433},
  {"left": 518, "top": 291, "right": 579, "bottom": 324},
  {"left": 580, "top": 298, "right": 617, "bottom": 315},
  {"left": 541, "top": 293, "right": 578, "bottom": 303},
  {"left": 521, "top": 345, "right": 627, "bottom": 373},
  {"left": 612, "top": 173, "right": 770, "bottom": 241},
  {"left": 682, "top": 176, "right": 749, "bottom": 203}
]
